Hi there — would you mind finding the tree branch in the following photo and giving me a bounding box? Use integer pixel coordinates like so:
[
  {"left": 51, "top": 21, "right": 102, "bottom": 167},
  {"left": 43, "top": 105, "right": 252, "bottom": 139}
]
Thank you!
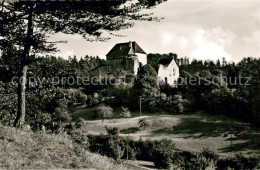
[{"left": 44, "top": 40, "right": 67, "bottom": 44}]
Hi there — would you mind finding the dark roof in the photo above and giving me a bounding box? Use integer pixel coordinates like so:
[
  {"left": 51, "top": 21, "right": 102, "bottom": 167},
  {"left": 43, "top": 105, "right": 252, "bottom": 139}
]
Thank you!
[
  {"left": 106, "top": 41, "right": 146, "bottom": 60},
  {"left": 158, "top": 58, "right": 174, "bottom": 65}
]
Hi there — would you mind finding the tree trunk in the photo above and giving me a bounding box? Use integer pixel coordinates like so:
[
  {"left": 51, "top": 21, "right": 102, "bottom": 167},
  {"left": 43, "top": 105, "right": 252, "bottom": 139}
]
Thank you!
[
  {"left": 14, "top": 3, "right": 34, "bottom": 127},
  {"left": 14, "top": 65, "right": 28, "bottom": 127}
]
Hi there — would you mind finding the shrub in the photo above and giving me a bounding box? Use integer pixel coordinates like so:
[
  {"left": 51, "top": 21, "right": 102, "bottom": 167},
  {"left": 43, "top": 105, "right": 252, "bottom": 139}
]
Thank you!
[
  {"left": 152, "top": 139, "right": 175, "bottom": 169},
  {"left": 133, "top": 139, "right": 153, "bottom": 161},
  {"left": 86, "top": 134, "right": 259, "bottom": 170},
  {"left": 75, "top": 117, "right": 85, "bottom": 128},
  {"left": 75, "top": 91, "right": 87, "bottom": 104},
  {"left": 87, "top": 135, "right": 176, "bottom": 164},
  {"left": 88, "top": 135, "right": 124, "bottom": 160},
  {"left": 138, "top": 118, "right": 150, "bottom": 129},
  {"left": 200, "top": 148, "right": 219, "bottom": 162},
  {"left": 107, "top": 136, "right": 124, "bottom": 160},
  {"left": 217, "top": 153, "right": 260, "bottom": 169},
  {"left": 120, "top": 107, "right": 131, "bottom": 118},
  {"left": 166, "top": 94, "right": 192, "bottom": 114},
  {"left": 68, "top": 129, "right": 89, "bottom": 149},
  {"left": 121, "top": 139, "right": 137, "bottom": 160},
  {"left": 94, "top": 105, "right": 113, "bottom": 123},
  {"left": 53, "top": 100, "right": 71, "bottom": 123},
  {"left": 172, "top": 149, "right": 219, "bottom": 170},
  {"left": 105, "top": 126, "right": 119, "bottom": 136},
  {"left": 0, "top": 82, "right": 18, "bottom": 126},
  {"left": 0, "top": 94, "right": 17, "bottom": 126}
]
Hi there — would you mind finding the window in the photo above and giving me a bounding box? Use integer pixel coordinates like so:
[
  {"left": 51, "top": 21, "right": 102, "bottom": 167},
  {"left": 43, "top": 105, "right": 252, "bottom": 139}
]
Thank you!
[{"left": 165, "top": 77, "right": 168, "bottom": 83}]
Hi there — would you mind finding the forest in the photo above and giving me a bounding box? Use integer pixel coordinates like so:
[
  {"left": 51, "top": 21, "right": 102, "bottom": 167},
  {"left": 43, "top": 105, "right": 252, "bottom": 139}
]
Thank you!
[
  {"left": 0, "top": 0, "right": 259, "bottom": 169},
  {"left": 1, "top": 53, "right": 259, "bottom": 129}
]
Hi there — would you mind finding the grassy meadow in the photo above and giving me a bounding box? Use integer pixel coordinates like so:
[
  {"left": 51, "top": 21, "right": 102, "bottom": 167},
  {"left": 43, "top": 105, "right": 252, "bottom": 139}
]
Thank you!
[{"left": 70, "top": 105, "right": 260, "bottom": 156}]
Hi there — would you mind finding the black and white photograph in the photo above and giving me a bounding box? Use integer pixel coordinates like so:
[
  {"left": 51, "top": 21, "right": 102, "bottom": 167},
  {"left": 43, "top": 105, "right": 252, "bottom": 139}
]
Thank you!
[{"left": 0, "top": 0, "right": 259, "bottom": 169}]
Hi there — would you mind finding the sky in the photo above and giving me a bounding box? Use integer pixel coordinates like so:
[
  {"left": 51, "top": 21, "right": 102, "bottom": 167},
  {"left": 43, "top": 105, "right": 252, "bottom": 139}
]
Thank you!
[{"left": 49, "top": 0, "right": 260, "bottom": 63}]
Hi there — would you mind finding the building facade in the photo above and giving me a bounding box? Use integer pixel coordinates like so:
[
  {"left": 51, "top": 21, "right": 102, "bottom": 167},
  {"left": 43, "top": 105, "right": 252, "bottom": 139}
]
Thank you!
[
  {"left": 157, "top": 58, "right": 179, "bottom": 87},
  {"left": 106, "top": 41, "right": 147, "bottom": 75}
]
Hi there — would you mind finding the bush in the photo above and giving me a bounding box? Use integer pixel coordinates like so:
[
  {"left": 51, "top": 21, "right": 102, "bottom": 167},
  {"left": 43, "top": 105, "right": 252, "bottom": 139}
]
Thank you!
[
  {"left": 87, "top": 135, "right": 176, "bottom": 164},
  {"left": 171, "top": 149, "right": 220, "bottom": 169},
  {"left": 217, "top": 153, "right": 259, "bottom": 169},
  {"left": 68, "top": 129, "right": 89, "bottom": 149},
  {"left": 75, "top": 117, "right": 85, "bottom": 128},
  {"left": 75, "top": 91, "right": 87, "bottom": 104},
  {"left": 88, "top": 135, "right": 124, "bottom": 160},
  {"left": 0, "top": 82, "right": 17, "bottom": 126},
  {"left": 94, "top": 105, "right": 113, "bottom": 123},
  {"left": 105, "top": 126, "right": 119, "bottom": 136},
  {"left": 121, "top": 139, "right": 137, "bottom": 160},
  {"left": 87, "top": 135, "right": 259, "bottom": 169},
  {"left": 107, "top": 136, "right": 124, "bottom": 160},
  {"left": 120, "top": 107, "right": 131, "bottom": 118},
  {"left": 166, "top": 94, "right": 192, "bottom": 114},
  {"left": 200, "top": 148, "right": 219, "bottom": 162},
  {"left": 152, "top": 139, "right": 175, "bottom": 169},
  {"left": 138, "top": 118, "right": 150, "bottom": 129}
]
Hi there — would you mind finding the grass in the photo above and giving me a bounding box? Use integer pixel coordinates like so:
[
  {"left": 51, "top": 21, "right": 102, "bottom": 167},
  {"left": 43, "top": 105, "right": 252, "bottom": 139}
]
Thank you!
[
  {"left": 0, "top": 123, "right": 138, "bottom": 169},
  {"left": 69, "top": 106, "right": 260, "bottom": 156},
  {"left": 69, "top": 104, "right": 166, "bottom": 121}
]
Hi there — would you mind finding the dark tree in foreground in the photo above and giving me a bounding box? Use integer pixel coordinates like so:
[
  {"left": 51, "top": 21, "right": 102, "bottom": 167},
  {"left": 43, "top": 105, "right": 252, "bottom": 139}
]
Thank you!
[{"left": 0, "top": 0, "right": 166, "bottom": 127}]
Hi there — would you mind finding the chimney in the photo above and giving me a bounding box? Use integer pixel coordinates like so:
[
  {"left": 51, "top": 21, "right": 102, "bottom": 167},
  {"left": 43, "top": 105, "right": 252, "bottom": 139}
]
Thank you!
[
  {"left": 132, "top": 42, "right": 136, "bottom": 53},
  {"left": 129, "top": 41, "right": 136, "bottom": 54},
  {"left": 129, "top": 41, "right": 132, "bottom": 48}
]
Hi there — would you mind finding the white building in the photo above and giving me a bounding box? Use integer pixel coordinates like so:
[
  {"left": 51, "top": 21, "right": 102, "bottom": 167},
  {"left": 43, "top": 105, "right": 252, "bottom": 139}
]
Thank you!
[{"left": 157, "top": 58, "right": 179, "bottom": 87}]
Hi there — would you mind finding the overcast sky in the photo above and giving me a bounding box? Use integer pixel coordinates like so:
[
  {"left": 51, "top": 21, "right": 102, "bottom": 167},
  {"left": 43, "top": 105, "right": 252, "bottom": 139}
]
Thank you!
[{"left": 49, "top": 0, "right": 260, "bottom": 63}]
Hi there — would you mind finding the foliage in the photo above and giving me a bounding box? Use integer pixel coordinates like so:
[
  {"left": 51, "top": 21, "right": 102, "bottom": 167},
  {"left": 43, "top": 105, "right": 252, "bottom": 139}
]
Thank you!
[
  {"left": 138, "top": 118, "right": 150, "bottom": 129},
  {"left": 67, "top": 128, "right": 89, "bottom": 149},
  {"left": 0, "top": 0, "right": 165, "bottom": 127},
  {"left": 94, "top": 105, "right": 113, "bottom": 123},
  {"left": 217, "top": 153, "right": 259, "bottom": 170},
  {"left": 178, "top": 57, "right": 260, "bottom": 125},
  {"left": 87, "top": 134, "right": 259, "bottom": 169},
  {"left": 88, "top": 135, "right": 124, "bottom": 160},
  {"left": 0, "top": 82, "right": 17, "bottom": 126},
  {"left": 173, "top": 150, "right": 217, "bottom": 169},
  {"left": 147, "top": 53, "right": 177, "bottom": 71},
  {"left": 75, "top": 117, "right": 85, "bottom": 128},
  {"left": 0, "top": 86, "right": 87, "bottom": 130},
  {"left": 0, "top": 123, "right": 128, "bottom": 169},
  {"left": 88, "top": 135, "right": 176, "bottom": 163},
  {"left": 152, "top": 139, "right": 176, "bottom": 169},
  {"left": 127, "top": 64, "right": 160, "bottom": 112},
  {"left": 105, "top": 126, "right": 119, "bottom": 136},
  {"left": 120, "top": 107, "right": 131, "bottom": 118},
  {"left": 166, "top": 94, "right": 192, "bottom": 113},
  {"left": 75, "top": 91, "right": 88, "bottom": 104}
]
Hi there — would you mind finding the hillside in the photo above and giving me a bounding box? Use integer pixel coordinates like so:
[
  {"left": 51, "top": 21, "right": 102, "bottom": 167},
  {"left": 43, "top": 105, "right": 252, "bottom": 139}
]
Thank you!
[
  {"left": 71, "top": 107, "right": 260, "bottom": 155},
  {"left": 0, "top": 124, "right": 134, "bottom": 169}
]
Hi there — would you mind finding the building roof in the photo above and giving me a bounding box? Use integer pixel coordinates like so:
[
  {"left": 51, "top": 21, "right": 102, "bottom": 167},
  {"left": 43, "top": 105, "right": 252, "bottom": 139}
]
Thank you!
[
  {"left": 158, "top": 58, "right": 174, "bottom": 66},
  {"left": 106, "top": 41, "right": 146, "bottom": 60}
]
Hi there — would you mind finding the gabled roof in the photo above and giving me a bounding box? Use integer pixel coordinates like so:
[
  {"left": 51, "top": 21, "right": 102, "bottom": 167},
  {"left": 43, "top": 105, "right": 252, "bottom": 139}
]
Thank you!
[
  {"left": 158, "top": 58, "right": 174, "bottom": 66},
  {"left": 106, "top": 41, "right": 146, "bottom": 60}
]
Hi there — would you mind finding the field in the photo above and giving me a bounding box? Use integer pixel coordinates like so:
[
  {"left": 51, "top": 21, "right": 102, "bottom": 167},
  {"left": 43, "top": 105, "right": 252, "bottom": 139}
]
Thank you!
[{"left": 70, "top": 106, "right": 260, "bottom": 156}]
